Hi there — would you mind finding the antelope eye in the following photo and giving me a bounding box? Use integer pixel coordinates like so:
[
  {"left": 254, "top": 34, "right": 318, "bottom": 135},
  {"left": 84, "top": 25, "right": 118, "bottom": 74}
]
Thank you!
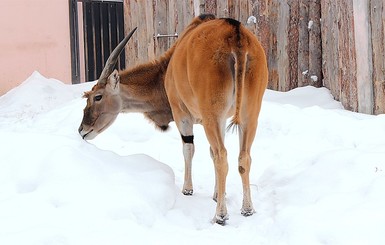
[{"left": 94, "top": 95, "right": 103, "bottom": 102}]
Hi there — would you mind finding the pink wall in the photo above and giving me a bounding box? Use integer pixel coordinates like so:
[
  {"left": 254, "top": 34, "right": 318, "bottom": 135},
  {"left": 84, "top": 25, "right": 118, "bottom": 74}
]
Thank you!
[{"left": 0, "top": 1, "right": 72, "bottom": 95}]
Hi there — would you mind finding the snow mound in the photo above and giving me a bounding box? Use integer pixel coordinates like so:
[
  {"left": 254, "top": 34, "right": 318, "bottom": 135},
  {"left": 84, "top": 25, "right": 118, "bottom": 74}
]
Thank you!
[
  {"left": 0, "top": 71, "right": 93, "bottom": 120},
  {"left": 0, "top": 73, "right": 175, "bottom": 244},
  {"left": 264, "top": 86, "right": 343, "bottom": 109}
]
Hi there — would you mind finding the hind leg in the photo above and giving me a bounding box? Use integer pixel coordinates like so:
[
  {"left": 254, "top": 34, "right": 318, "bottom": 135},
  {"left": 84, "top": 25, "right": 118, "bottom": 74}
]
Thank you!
[
  {"left": 238, "top": 124, "right": 257, "bottom": 216},
  {"left": 203, "top": 119, "right": 229, "bottom": 224}
]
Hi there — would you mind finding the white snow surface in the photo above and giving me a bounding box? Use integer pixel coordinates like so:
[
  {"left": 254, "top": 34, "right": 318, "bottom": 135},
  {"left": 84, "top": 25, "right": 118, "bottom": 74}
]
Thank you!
[{"left": 1, "top": 72, "right": 385, "bottom": 245}]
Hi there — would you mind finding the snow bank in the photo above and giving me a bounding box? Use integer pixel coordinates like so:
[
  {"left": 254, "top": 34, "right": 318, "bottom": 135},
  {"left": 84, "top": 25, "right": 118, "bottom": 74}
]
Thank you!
[
  {"left": 1, "top": 72, "right": 385, "bottom": 244},
  {"left": 0, "top": 72, "right": 175, "bottom": 245}
]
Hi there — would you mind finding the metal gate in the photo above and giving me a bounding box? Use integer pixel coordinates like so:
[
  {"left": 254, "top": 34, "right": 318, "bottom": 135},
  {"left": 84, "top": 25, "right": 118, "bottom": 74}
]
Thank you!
[{"left": 69, "top": 0, "right": 125, "bottom": 83}]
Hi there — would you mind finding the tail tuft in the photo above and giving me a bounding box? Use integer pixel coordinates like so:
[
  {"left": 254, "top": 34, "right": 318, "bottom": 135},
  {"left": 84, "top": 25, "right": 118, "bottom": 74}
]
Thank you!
[{"left": 226, "top": 119, "right": 242, "bottom": 134}]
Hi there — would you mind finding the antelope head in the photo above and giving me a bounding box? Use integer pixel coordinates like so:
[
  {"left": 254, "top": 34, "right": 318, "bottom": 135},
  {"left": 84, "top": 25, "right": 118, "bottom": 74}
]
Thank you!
[{"left": 78, "top": 28, "right": 137, "bottom": 140}]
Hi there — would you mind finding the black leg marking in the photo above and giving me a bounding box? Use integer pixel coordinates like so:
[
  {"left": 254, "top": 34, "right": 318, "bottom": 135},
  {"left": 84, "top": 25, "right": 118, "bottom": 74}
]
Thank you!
[{"left": 181, "top": 135, "right": 194, "bottom": 144}]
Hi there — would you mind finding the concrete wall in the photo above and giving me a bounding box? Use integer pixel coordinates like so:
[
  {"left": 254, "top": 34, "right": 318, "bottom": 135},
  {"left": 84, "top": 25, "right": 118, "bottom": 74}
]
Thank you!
[{"left": 0, "top": 0, "right": 72, "bottom": 95}]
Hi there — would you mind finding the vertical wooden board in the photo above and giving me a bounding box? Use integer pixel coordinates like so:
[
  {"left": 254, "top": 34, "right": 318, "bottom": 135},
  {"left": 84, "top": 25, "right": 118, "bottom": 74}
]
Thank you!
[
  {"left": 353, "top": 0, "right": 373, "bottom": 114},
  {"left": 145, "top": 0, "right": 156, "bottom": 60},
  {"left": 155, "top": 0, "right": 169, "bottom": 56},
  {"left": 371, "top": 0, "right": 385, "bottom": 114},
  {"left": 270, "top": 0, "right": 280, "bottom": 90},
  {"left": 277, "top": 1, "right": 290, "bottom": 91},
  {"left": 259, "top": 0, "right": 278, "bottom": 90},
  {"left": 238, "top": 0, "right": 249, "bottom": 24},
  {"left": 124, "top": 0, "right": 138, "bottom": 68},
  {"left": 184, "top": 0, "right": 191, "bottom": 23},
  {"left": 297, "top": 0, "right": 309, "bottom": 87},
  {"left": 186, "top": 0, "right": 196, "bottom": 22},
  {"left": 137, "top": 1, "right": 148, "bottom": 64},
  {"left": 217, "top": 0, "right": 229, "bottom": 18},
  {"left": 337, "top": 0, "right": 358, "bottom": 112},
  {"left": 168, "top": 0, "right": 177, "bottom": 35},
  {"left": 166, "top": 0, "right": 176, "bottom": 51},
  {"left": 176, "top": 1, "right": 186, "bottom": 35},
  {"left": 174, "top": 0, "right": 185, "bottom": 47},
  {"left": 204, "top": 0, "right": 217, "bottom": 15},
  {"left": 288, "top": 0, "right": 299, "bottom": 90},
  {"left": 193, "top": 0, "right": 204, "bottom": 15},
  {"left": 321, "top": 0, "right": 340, "bottom": 101},
  {"left": 228, "top": 0, "right": 239, "bottom": 20},
  {"left": 308, "top": 0, "right": 322, "bottom": 87}
]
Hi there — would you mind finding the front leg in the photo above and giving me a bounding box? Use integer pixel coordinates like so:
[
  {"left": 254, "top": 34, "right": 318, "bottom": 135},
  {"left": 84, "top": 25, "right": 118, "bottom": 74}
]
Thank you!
[
  {"left": 173, "top": 115, "right": 195, "bottom": 196},
  {"left": 181, "top": 135, "right": 194, "bottom": 195}
]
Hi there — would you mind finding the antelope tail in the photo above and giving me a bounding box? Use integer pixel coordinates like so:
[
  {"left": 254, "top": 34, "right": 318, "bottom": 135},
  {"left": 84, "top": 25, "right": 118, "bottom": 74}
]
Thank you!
[{"left": 227, "top": 50, "right": 247, "bottom": 133}]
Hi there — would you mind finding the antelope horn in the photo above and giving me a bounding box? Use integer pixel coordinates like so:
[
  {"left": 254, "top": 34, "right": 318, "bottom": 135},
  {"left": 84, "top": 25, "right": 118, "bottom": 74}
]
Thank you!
[{"left": 98, "top": 27, "right": 137, "bottom": 85}]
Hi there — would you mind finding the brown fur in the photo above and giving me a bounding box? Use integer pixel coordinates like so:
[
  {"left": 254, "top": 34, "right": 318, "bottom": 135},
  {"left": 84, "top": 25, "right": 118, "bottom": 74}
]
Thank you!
[{"left": 78, "top": 14, "right": 268, "bottom": 225}]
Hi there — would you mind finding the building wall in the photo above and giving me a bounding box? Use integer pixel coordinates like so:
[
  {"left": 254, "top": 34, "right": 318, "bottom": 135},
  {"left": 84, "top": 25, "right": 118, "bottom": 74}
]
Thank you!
[{"left": 0, "top": 0, "right": 72, "bottom": 95}]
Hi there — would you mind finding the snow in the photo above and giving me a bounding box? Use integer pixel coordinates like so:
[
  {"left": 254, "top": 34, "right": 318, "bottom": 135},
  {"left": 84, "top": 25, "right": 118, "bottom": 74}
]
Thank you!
[
  {"left": 310, "top": 75, "right": 318, "bottom": 82},
  {"left": 1, "top": 72, "right": 385, "bottom": 245},
  {"left": 247, "top": 16, "right": 257, "bottom": 24},
  {"left": 308, "top": 20, "right": 314, "bottom": 30}
]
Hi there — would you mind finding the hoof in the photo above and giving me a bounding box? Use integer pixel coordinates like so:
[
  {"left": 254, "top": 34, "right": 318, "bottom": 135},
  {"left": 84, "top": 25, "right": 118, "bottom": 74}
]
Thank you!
[
  {"left": 182, "top": 189, "right": 193, "bottom": 195},
  {"left": 241, "top": 208, "right": 255, "bottom": 217},
  {"left": 212, "top": 214, "right": 229, "bottom": 226}
]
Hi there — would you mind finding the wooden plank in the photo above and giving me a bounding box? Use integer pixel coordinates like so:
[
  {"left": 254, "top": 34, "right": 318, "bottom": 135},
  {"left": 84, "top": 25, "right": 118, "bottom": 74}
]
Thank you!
[
  {"left": 123, "top": 0, "right": 137, "bottom": 68},
  {"left": 145, "top": 0, "right": 155, "bottom": 61},
  {"left": 371, "top": 0, "right": 385, "bottom": 114},
  {"left": 186, "top": 0, "right": 196, "bottom": 23},
  {"left": 321, "top": 0, "right": 340, "bottom": 101},
  {"left": 297, "top": 0, "right": 309, "bottom": 87},
  {"left": 250, "top": 0, "right": 277, "bottom": 90},
  {"left": 288, "top": 0, "right": 299, "bottom": 90},
  {"left": 204, "top": 0, "right": 217, "bottom": 15},
  {"left": 155, "top": 0, "right": 169, "bottom": 56},
  {"left": 217, "top": 0, "right": 229, "bottom": 18},
  {"left": 238, "top": 0, "right": 249, "bottom": 23},
  {"left": 337, "top": 0, "right": 358, "bottom": 112},
  {"left": 308, "top": 0, "right": 322, "bottom": 87},
  {"left": 277, "top": 1, "right": 290, "bottom": 91},
  {"left": 353, "top": 0, "right": 373, "bottom": 114},
  {"left": 170, "top": 0, "right": 181, "bottom": 48},
  {"left": 228, "top": 0, "right": 239, "bottom": 20},
  {"left": 168, "top": 0, "right": 176, "bottom": 39},
  {"left": 137, "top": 0, "right": 148, "bottom": 63}
]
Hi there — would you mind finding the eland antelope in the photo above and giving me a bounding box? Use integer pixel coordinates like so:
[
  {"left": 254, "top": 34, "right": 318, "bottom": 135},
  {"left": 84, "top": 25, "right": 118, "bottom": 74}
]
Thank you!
[{"left": 78, "top": 14, "right": 268, "bottom": 225}]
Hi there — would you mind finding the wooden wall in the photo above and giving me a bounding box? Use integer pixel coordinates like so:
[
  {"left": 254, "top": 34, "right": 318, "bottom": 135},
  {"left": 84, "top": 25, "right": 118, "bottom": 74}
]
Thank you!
[
  {"left": 123, "top": 0, "right": 202, "bottom": 67},
  {"left": 123, "top": 0, "right": 385, "bottom": 115},
  {"left": 321, "top": 0, "right": 385, "bottom": 114},
  {"left": 123, "top": 0, "right": 323, "bottom": 91}
]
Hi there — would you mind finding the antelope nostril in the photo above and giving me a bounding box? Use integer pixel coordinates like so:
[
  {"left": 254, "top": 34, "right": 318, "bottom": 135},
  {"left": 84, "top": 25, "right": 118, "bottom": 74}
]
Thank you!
[{"left": 78, "top": 125, "right": 83, "bottom": 134}]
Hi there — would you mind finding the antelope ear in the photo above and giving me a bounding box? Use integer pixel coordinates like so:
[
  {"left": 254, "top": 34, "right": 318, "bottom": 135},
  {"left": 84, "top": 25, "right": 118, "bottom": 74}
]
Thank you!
[{"left": 106, "top": 70, "right": 120, "bottom": 94}]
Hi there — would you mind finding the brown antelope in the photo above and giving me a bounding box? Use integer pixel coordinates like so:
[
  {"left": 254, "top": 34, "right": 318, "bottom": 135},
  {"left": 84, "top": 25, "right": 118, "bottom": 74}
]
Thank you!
[{"left": 78, "top": 14, "right": 268, "bottom": 225}]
